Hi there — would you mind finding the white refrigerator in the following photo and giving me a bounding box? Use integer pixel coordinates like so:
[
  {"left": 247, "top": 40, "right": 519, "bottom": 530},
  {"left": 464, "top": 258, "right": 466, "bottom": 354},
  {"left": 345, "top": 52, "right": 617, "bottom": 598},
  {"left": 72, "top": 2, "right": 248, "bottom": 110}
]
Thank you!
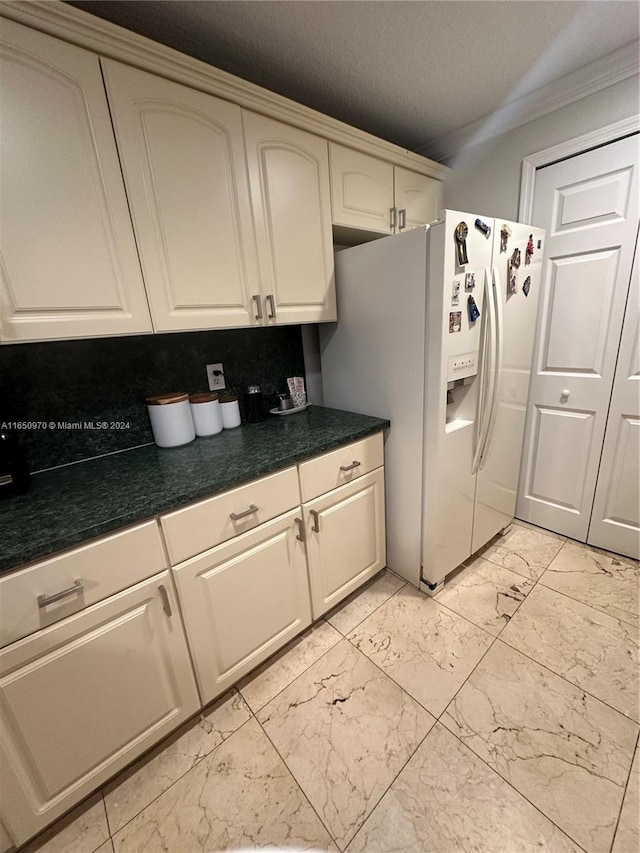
[{"left": 320, "top": 209, "right": 545, "bottom": 592}]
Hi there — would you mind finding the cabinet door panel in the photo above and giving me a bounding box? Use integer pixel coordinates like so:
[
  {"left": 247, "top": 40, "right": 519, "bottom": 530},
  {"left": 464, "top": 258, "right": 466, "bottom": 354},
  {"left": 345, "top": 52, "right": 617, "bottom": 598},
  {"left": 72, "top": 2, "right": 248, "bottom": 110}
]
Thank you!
[
  {"left": 173, "top": 510, "right": 312, "bottom": 704},
  {"left": 330, "top": 144, "right": 394, "bottom": 233},
  {"left": 395, "top": 167, "right": 442, "bottom": 231},
  {"left": 304, "top": 468, "right": 386, "bottom": 618},
  {"left": 0, "top": 572, "right": 199, "bottom": 845},
  {"left": 102, "top": 60, "right": 260, "bottom": 332},
  {"left": 0, "top": 20, "right": 151, "bottom": 343},
  {"left": 244, "top": 112, "right": 336, "bottom": 324}
]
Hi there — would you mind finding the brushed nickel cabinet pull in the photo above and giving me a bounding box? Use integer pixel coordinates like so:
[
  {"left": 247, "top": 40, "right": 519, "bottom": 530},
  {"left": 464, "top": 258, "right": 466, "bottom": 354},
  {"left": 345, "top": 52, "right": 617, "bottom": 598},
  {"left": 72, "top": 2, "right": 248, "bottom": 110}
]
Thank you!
[
  {"left": 230, "top": 504, "right": 259, "bottom": 521},
  {"left": 310, "top": 509, "right": 320, "bottom": 533},
  {"left": 295, "top": 517, "right": 305, "bottom": 542},
  {"left": 252, "top": 294, "right": 263, "bottom": 320},
  {"left": 398, "top": 209, "right": 407, "bottom": 230},
  {"left": 340, "top": 460, "right": 361, "bottom": 472},
  {"left": 266, "top": 294, "right": 276, "bottom": 319},
  {"left": 390, "top": 207, "right": 397, "bottom": 230},
  {"left": 158, "top": 585, "right": 172, "bottom": 617},
  {"left": 37, "top": 579, "right": 83, "bottom": 608}
]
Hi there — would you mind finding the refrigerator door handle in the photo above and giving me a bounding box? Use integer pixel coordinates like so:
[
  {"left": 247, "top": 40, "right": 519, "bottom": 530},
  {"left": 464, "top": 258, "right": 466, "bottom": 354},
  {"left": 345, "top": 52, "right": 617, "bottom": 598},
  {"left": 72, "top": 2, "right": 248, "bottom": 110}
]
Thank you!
[
  {"left": 472, "top": 268, "right": 495, "bottom": 474},
  {"left": 478, "top": 266, "right": 504, "bottom": 469}
]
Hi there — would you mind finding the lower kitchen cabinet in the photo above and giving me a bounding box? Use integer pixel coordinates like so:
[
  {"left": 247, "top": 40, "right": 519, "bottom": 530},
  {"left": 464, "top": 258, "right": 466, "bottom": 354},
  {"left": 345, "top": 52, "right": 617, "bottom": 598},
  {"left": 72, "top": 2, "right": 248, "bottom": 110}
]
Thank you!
[
  {"left": 173, "top": 509, "right": 312, "bottom": 704},
  {"left": 0, "top": 571, "right": 199, "bottom": 846},
  {"left": 303, "top": 467, "right": 386, "bottom": 618}
]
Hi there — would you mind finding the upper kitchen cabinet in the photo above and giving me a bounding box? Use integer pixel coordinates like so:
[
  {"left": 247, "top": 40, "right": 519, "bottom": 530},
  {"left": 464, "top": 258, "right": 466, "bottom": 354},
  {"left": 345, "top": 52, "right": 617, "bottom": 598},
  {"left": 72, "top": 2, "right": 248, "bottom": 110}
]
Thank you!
[
  {"left": 243, "top": 112, "right": 336, "bottom": 324},
  {"left": 0, "top": 20, "right": 152, "bottom": 344},
  {"left": 394, "top": 166, "right": 442, "bottom": 231},
  {"left": 329, "top": 144, "right": 443, "bottom": 238},
  {"left": 102, "top": 60, "right": 261, "bottom": 333},
  {"left": 330, "top": 145, "right": 395, "bottom": 233}
]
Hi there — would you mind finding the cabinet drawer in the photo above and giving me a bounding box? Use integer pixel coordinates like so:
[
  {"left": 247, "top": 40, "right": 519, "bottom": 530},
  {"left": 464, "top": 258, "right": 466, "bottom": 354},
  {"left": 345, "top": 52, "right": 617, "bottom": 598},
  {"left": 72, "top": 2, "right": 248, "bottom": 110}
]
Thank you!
[
  {"left": 298, "top": 432, "right": 384, "bottom": 502},
  {"left": 0, "top": 521, "right": 166, "bottom": 648},
  {"left": 160, "top": 466, "right": 300, "bottom": 565}
]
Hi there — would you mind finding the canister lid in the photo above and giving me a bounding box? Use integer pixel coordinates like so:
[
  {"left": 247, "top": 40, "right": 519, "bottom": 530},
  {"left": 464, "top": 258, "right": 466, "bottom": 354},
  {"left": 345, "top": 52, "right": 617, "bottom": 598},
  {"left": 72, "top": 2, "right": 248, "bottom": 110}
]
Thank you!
[
  {"left": 145, "top": 392, "right": 189, "bottom": 405},
  {"left": 218, "top": 393, "right": 238, "bottom": 403},
  {"left": 189, "top": 392, "right": 219, "bottom": 404},
  {"left": 246, "top": 385, "right": 262, "bottom": 393}
]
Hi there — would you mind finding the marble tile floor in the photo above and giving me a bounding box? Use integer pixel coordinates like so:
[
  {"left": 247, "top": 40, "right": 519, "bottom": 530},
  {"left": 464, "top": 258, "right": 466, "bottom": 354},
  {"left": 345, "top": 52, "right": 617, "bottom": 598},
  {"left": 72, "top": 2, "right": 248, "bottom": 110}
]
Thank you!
[{"left": 19, "top": 522, "right": 639, "bottom": 853}]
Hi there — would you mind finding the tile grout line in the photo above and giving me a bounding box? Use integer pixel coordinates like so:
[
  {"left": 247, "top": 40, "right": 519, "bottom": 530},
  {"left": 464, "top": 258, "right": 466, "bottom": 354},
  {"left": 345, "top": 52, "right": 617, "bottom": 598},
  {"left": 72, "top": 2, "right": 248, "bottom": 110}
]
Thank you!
[
  {"left": 607, "top": 731, "right": 639, "bottom": 853},
  {"left": 103, "top": 697, "right": 258, "bottom": 842},
  {"left": 251, "top": 713, "right": 341, "bottom": 851},
  {"left": 326, "top": 572, "right": 407, "bottom": 637}
]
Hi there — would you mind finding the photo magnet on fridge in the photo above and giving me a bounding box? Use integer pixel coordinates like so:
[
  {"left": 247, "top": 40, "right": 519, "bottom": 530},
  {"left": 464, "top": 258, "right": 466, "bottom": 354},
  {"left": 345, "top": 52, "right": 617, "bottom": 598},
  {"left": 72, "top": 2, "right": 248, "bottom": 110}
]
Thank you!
[
  {"left": 508, "top": 270, "right": 518, "bottom": 296},
  {"left": 467, "top": 295, "right": 480, "bottom": 323},
  {"left": 475, "top": 218, "right": 492, "bottom": 238},
  {"left": 449, "top": 311, "right": 462, "bottom": 333},
  {"left": 464, "top": 272, "right": 476, "bottom": 290},
  {"left": 454, "top": 222, "right": 469, "bottom": 266},
  {"left": 523, "top": 276, "right": 531, "bottom": 297}
]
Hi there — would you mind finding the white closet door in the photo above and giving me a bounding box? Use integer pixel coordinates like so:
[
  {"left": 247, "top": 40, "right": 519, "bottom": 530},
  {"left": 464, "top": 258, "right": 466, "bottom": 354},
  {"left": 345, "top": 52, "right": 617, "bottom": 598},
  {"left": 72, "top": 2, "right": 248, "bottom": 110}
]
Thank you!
[
  {"left": 517, "top": 135, "right": 639, "bottom": 540},
  {"left": 0, "top": 20, "right": 152, "bottom": 343},
  {"left": 588, "top": 230, "right": 640, "bottom": 558},
  {"left": 102, "top": 59, "right": 260, "bottom": 332}
]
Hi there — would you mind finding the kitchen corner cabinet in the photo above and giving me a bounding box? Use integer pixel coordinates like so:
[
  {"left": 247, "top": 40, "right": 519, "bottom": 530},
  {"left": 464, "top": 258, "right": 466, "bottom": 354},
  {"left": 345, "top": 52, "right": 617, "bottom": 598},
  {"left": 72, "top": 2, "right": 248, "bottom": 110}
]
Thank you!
[
  {"left": 0, "top": 571, "right": 199, "bottom": 846},
  {"left": 102, "top": 59, "right": 262, "bottom": 333},
  {"left": 0, "top": 20, "right": 152, "bottom": 344},
  {"left": 243, "top": 112, "right": 337, "bottom": 324},
  {"left": 329, "top": 143, "right": 442, "bottom": 236},
  {"left": 173, "top": 509, "right": 311, "bottom": 704}
]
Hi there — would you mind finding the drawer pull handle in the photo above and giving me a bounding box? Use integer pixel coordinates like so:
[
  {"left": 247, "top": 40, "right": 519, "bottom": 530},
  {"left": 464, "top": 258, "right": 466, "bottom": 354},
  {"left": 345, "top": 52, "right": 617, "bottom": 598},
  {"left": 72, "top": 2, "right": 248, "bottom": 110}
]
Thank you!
[
  {"left": 398, "top": 208, "right": 407, "bottom": 231},
  {"left": 390, "top": 207, "right": 397, "bottom": 230},
  {"left": 266, "top": 294, "right": 276, "bottom": 319},
  {"left": 158, "top": 584, "right": 172, "bottom": 617},
  {"left": 295, "top": 517, "right": 305, "bottom": 542},
  {"left": 310, "top": 509, "right": 320, "bottom": 533},
  {"left": 37, "top": 578, "right": 83, "bottom": 608},
  {"left": 340, "top": 460, "right": 361, "bottom": 472},
  {"left": 230, "top": 504, "right": 259, "bottom": 521},
  {"left": 252, "top": 294, "right": 263, "bottom": 320}
]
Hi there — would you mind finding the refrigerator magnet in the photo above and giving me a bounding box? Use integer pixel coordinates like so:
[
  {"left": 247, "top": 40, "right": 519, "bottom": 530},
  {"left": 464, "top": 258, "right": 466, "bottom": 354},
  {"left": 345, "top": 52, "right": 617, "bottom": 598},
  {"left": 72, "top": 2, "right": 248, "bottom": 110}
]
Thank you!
[
  {"left": 525, "top": 234, "right": 534, "bottom": 265},
  {"left": 508, "top": 270, "right": 518, "bottom": 296},
  {"left": 475, "top": 218, "right": 492, "bottom": 238},
  {"left": 449, "top": 311, "right": 462, "bottom": 333},
  {"left": 451, "top": 280, "right": 461, "bottom": 305},
  {"left": 500, "top": 224, "right": 511, "bottom": 253},
  {"left": 510, "top": 248, "right": 522, "bottom": 269},
  {"left": 454, "top": 222, "right": 469, "bottom": 266},
  {"left": 467, "top": 294, "right": 480, "bottom": 323},
  {"left": 523, "top": 276, "right": 531, "bottom": 297},
  {"left": 465, "top": 272, "right": 476, "bottom": 290}
]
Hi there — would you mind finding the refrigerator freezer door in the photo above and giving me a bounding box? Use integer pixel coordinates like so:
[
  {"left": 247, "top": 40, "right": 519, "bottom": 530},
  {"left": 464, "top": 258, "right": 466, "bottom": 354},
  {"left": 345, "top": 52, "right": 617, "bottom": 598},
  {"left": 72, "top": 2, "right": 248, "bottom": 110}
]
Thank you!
[
  {"left": 422, "top": 211, "right": 494, "bottom": 586},
  {"left": 471, "top": 220, "right": 545, "bottom": 554}
]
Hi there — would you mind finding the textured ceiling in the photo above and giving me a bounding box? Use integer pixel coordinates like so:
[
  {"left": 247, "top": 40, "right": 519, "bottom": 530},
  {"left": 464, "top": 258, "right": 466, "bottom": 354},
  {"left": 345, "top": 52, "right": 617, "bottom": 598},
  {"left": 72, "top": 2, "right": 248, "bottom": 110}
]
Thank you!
[{"left": 70, "top": 1, "right": 639, "bottom": 163}]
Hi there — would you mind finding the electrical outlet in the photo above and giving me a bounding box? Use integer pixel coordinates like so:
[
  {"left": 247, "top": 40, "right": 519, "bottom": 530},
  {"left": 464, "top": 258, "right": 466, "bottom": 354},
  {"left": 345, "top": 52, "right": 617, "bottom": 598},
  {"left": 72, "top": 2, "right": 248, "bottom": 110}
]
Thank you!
[{"left": 206, "top": 363, "right": 225, "bottom": 391}]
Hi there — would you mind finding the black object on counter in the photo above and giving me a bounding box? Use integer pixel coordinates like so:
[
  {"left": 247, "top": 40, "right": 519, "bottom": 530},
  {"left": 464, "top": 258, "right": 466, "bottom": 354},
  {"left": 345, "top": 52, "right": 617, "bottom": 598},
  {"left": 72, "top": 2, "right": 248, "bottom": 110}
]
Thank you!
[
  {"left": 244, "top": 385, "right": 266, "bottom": 423},
  {"left": 0, "top": 430, "right": 30, "bottom": 497}
]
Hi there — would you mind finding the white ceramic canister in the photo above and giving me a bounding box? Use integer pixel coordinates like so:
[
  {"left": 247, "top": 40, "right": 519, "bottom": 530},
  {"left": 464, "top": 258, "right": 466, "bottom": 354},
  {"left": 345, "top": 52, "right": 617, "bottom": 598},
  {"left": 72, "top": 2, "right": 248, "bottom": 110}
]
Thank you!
[
  {"left": 218, "top": 393, "right": 241, "bottom": 429},
  {"left": 189, "top": 392, "right": 223, "bottom": 437},
  {"left": 146, "top": 392, "right": 195, "bottom": 448}
]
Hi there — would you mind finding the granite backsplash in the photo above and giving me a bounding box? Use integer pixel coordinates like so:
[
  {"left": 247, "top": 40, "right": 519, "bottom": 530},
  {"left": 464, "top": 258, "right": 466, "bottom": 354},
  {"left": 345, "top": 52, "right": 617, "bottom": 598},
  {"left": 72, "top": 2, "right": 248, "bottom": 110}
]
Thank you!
[{"left": 0, "top": 326, "right": 306, "bottom": 472}]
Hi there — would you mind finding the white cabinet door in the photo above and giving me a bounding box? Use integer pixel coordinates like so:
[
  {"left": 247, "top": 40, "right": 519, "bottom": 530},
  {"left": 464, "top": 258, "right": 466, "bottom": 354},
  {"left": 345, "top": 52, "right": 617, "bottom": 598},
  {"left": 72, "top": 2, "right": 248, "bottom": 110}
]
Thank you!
[
  {"left": 330, "top": 144, "right": 394, "bottom": 233},
  {"left": 304, "top": 468, "right": 386, "bottom": 618},
  {"left": 0, "top": 571, "right": 199, "bottom": 845},
  {"left": 394, "top": 167, "right": 442, "bottom": 231},
  {"left": 243, "top": 112, "right": 336, "bottom": 324},
  {"left": 102, "top": 60, "right": 261, "bottom": 332},
  {"left": 588, "top": 234, "right": 640, "bottom": 559},
  {"left": 173, "top": 509, "right": 312, "bottom": 704},
  {"left": 0, "top": 20, "right": 152, "bottom": 344}
]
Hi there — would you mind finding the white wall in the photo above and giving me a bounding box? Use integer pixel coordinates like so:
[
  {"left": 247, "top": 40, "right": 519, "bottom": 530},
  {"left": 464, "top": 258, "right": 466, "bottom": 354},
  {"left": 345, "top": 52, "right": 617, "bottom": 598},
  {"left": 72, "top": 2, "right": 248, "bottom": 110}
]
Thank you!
[{"left": 444, "top": 75, "right": 639, "bottom": 222}]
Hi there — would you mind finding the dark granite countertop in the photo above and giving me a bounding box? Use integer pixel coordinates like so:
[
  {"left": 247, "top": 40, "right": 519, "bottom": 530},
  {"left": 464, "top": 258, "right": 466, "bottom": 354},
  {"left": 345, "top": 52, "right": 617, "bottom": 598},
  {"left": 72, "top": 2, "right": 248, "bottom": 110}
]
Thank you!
[{"left": 1, "top": 406, "right": 389, "bottom": 574}]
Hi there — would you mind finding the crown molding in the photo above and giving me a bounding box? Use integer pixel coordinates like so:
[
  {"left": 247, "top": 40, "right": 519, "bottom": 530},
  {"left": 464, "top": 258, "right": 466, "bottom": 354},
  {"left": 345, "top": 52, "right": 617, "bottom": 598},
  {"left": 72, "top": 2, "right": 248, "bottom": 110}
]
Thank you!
[
  {"left": 417, "top": 41, "right": 639, "bottom": 162},
  {"left": 0, "top": 0, "right": 450, "bottom": 181}
]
